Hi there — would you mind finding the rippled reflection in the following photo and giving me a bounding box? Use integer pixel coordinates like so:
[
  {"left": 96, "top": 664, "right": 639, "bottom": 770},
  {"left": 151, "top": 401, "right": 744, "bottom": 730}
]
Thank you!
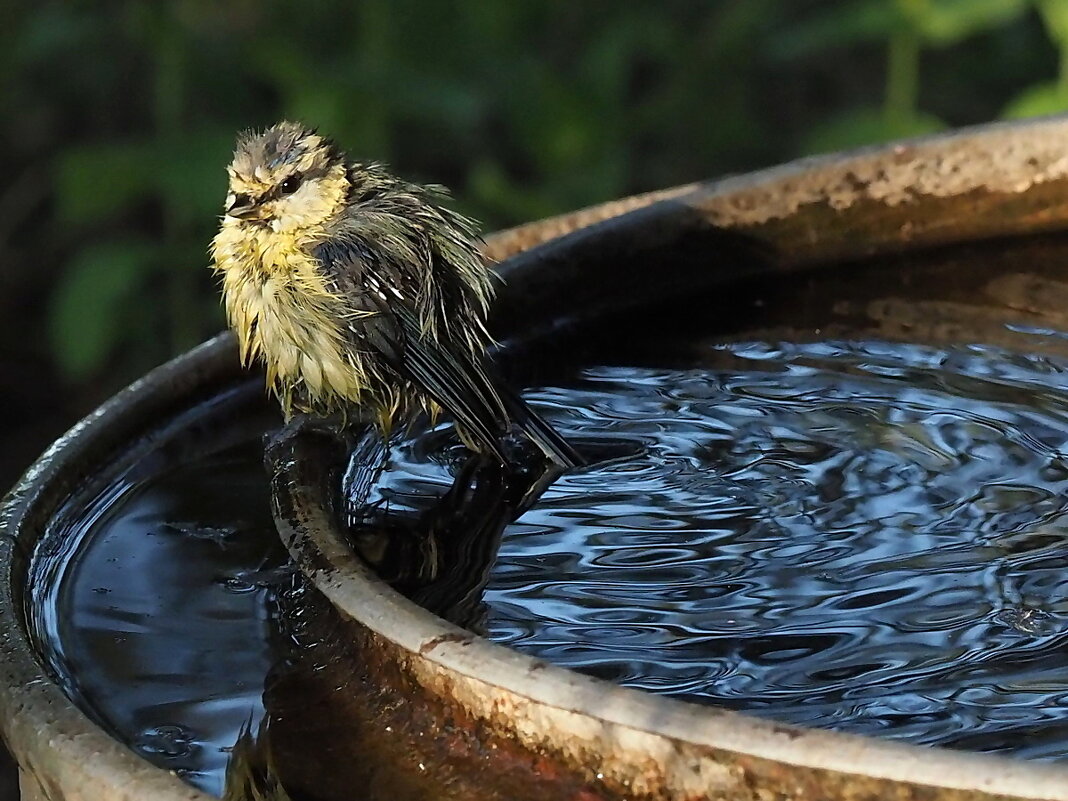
[
  {"left": 388, "top": 339, "right": 1068, "bottom": 759},
  {"left": 28, "top": 388, "right": 289, "bottom": 796}
]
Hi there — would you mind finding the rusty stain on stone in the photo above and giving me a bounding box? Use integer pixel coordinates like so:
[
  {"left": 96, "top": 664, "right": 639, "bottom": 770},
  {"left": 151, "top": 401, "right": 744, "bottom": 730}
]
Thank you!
[{"left": 418, "top": 632, "right": 474, "bottom": 656}]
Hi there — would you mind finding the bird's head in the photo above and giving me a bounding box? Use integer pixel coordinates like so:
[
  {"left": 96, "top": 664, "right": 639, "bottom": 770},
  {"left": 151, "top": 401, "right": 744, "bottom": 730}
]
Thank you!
[{"left": 223, "top": 121, "right": 349, "bottom": 233}]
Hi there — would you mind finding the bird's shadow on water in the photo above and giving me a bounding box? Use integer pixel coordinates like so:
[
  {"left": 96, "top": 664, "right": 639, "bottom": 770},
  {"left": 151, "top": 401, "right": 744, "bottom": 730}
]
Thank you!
[
  {"left": 240, "top": 422, "right": 580, "bottom": 801},
  {"left": 338, "top": 424, "right": 568, "bottom": 630},
  {"left": 263, "top": 415, "right": 581, "bottom": 626}
]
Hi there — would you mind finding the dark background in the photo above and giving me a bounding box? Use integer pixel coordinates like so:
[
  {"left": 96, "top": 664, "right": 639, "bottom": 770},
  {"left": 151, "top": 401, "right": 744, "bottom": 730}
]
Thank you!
[{"left": 2, "top": 0, "right": 1068, "bottom": 796}]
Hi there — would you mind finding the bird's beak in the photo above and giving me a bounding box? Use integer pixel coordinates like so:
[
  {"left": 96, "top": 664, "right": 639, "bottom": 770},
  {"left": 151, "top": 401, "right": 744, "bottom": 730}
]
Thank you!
[{"left": 225, "top": 192, "right": 261, "bottom": 220}]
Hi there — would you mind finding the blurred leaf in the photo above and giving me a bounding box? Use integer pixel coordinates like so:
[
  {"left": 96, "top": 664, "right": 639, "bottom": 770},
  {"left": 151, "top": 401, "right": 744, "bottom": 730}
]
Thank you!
[
  {"left": 57, "top": 131, "right": 232, "bottom": 225},
  {"left": 281, "top": 85, "right": 352, "bottom": 143},
  {"left": 156, "top": 129, "right": 235, "bottom": 219},
  {"left": 50, "top": 241, "right": 155, "bottom": 379},
  {"left": 778, "top": 0, "right": 1027, "bottom": 59},
  {"left": 383, "top": 68, "right": 484, "bottom": 127},
  {"left": 801, "top": 107, "right": 946, "bottom": 154},
  {"left": 1001, "top": 80, "right": 1068, "bottom": 117},
  {"left": 13, "top": 5, "right": 92, "bottom": 66},
  {"left": 917, "top": 0, "right": 1029, "bottom": 46},
  {"left": 466, "top": 159, "right": 558, "bottom": 226},
  {"left": 774, "top": 1, "right": 895, "bottom": 60},
  {"left": 56, "top": 141, "right": 156, "bottom": 224},
  {"left": 1039, "top": 0, "right": 1068, "bottom": 46}
]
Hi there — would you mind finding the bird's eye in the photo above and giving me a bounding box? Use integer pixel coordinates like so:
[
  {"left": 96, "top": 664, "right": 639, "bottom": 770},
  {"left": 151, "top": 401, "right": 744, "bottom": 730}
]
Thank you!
[{"left": 279, "top": 175, "right": 302, "bottom": 195}]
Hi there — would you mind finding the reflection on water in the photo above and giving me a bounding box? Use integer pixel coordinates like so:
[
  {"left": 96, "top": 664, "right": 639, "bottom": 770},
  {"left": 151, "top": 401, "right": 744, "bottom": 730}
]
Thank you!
[
  {"left": 387, "top": 339, "right": 1068, "bottom": 760},
  {"left": 28, "top": 387, "right": 288, "bottom": 797},
  {"left": 341, "top": 427, "right": 565, "bottom": 632},
  {"left": 24, "top": 385, "right": 548, "bottom": 800},
  {"left": 29, "top": 329, "right": 1068, "bottom": 799}
]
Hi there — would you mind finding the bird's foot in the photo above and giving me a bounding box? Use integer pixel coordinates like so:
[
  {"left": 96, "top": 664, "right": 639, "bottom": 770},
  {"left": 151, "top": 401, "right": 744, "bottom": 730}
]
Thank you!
[
  {"left": 262, "top": 412, "right": 352, "bottom": 466},
  {"left": 344, "top": 427, "right": 392, "bottom": 522}
]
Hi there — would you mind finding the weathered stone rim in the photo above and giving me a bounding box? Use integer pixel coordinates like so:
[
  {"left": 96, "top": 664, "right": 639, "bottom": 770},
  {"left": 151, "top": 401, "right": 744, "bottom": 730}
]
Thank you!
[{"left": 283, "top": 113, "right": 1068, "bottom": 801}]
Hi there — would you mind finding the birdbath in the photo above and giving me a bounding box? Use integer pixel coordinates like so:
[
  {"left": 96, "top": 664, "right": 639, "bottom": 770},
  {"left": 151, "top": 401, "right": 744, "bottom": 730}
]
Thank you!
[{"left": 7, "top": 116, "right": 1068, "bottom": 800}]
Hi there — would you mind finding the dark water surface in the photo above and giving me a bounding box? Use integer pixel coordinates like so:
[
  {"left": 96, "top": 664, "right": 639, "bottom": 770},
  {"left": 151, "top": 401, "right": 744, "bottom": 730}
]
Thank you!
[
  {"left": 382, "top": 337, "right": 1068, "bottom": 760},
  {"left": 27, "top": 330, "right": 1068, "bottom": 795},
  {"left": 28, "top": 386, "right": 288, "bottom": 796}
]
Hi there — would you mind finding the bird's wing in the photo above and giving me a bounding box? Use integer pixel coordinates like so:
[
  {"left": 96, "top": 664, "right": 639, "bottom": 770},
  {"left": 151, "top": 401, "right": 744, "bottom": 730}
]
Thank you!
[
  {"left": 314, "top": 236, "right": 582, "bottom": 468},
  {"left": 385, "top": 301, "right": 512, "bottom": 462},
  {"left": 389, "top": 298, "right": 583, "bottom": 468},
  {"left": 313, "top": 237, "right": 511, "bottom": 463}
]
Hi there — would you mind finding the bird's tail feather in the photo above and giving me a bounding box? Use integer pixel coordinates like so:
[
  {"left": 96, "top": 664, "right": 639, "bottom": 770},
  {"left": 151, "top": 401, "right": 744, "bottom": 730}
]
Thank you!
[
  {"left": 387, "top": 302, "right": 581, "bottom": 468},
  {"left": 498, "top": 383, "right": 584, "bottom": 469}
]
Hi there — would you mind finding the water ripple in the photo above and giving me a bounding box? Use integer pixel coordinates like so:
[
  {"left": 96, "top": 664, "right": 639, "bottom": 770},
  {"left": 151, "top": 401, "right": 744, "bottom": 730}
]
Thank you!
[{"left": 397, "top": 339, "right": 1068, "bottom": 759}]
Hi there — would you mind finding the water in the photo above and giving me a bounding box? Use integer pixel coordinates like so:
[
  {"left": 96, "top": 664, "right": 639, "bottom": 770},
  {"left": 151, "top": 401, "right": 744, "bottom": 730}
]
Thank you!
[
  {"left": 27, "top": 242, "right": 1068, "bottom": 796},
  {"left": 28, "top": 385, "right": 288, "bottom": 797},
  {"left": 379, "top": 337, "right": 1068, "bottom": 760}
]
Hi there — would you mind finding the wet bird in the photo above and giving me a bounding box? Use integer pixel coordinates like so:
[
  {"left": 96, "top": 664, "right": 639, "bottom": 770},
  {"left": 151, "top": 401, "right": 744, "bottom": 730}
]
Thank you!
[{"left": 211, "top": 121, "right": 580, "bottom": 468}]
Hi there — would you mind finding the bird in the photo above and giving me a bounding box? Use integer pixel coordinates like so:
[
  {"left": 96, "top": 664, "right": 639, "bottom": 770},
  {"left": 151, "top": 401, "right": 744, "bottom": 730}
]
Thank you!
[{"left": 210, "top": 121, "right": 581, "bottom": 469}]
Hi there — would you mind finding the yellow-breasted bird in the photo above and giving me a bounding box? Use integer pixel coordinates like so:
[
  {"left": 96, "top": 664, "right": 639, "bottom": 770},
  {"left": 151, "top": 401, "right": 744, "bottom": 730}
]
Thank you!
[{"left": 211, "top": 121, "right": 581, "bottom": 468}]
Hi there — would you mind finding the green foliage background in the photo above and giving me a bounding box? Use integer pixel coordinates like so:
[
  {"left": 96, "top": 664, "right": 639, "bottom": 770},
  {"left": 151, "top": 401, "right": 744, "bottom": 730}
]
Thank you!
[{"left": 3, "top": 0, "right": 1068, "bottom": 482}]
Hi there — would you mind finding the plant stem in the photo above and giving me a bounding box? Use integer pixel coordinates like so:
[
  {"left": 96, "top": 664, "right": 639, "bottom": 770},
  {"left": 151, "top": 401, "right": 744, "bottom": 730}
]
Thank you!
[
  {"left": 886, "top": 0, "right": 924, "bottom": 127},
  {"left": 1039, "top": 0, "right": 1068, "bottom": 92},
  {"left": 151, "top": 4, "right": 198, "bottom": 356},
  {"left": 1059, "top": 30, "right": 1068, "bottom": 93}
]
